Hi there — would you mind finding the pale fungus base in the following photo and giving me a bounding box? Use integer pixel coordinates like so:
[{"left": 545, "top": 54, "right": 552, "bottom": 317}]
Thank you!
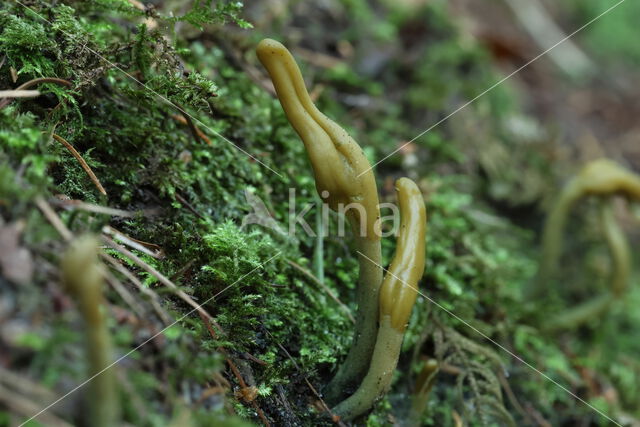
[{"left": 257, "top": 38, "right": 383, "bottom": 399}]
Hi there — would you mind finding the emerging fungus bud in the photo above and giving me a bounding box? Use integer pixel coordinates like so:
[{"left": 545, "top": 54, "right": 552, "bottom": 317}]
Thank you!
[
  {"left": 62, "top": 236, "right": 119, "bottom": 427},
  {"left": 408, "top": 358, "right": 439, "bottom": 427},
  {"left": 257, "top": 38, "right": 383, "bottom": 399},
  {"left": 332, "top": 178, "right": 427, "bottom": 421}
]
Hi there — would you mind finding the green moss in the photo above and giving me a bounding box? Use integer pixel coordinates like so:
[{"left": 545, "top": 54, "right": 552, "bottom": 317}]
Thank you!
[{"left": 2, "top": 0, "right": 638, "bottom": 425}]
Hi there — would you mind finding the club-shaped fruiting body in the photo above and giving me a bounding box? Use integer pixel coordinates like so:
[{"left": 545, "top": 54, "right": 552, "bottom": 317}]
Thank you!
[
  {"left": 256, "top": 39, "right": 381, "bottom": 236},
  {"left": 61, "top": 236, "right": 118, "bottom": 427},
  {"left": 538, "top": 159, "right": 639, "bottom": 331},
  {"left": 257, "top": 38, "right": 383, "bottom": 398},
  {"left": 545, "top": 203, "right": 631, "bottom": 331},
  {"left": 539, "top": 159, "right": 640, "bottom": 282},
  {"left": 332, "top": 178, "right": 427, "bottom": 420}
]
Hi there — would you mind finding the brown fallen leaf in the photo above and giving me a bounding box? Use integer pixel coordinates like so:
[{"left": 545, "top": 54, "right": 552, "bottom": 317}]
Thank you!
[{"left": 0, "top": 220, "right": 34, "bottom": 285}]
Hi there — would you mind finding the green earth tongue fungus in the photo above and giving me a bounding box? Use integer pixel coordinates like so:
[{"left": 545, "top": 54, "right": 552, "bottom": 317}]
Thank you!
[
  {"left": 61, "top": 236, "right": 119, "bottom": 427},
  {"left": 538, "top": 159, "right": 638, "bottom": 331},
  {"left": 539, "top": 159, "right": 640, "bottom": 284},
  {"left": 257, "top": 38, "right": 383, "bottom": 400},
  {"left": 332, "top": 178, "right": 427, "bottom": 421},
  {"left": 544, "top": 202, "right": 632, "bottom": 332}
]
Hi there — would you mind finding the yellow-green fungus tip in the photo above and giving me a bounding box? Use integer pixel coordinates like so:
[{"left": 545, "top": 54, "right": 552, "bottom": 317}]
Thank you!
[{"left": 379, "top": 177, "right": 427, "bottom": 332}]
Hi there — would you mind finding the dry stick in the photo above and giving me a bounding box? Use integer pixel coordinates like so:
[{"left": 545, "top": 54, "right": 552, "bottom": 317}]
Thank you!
[
  {"left": 101, "top": 253, "right": 173, "bottom": 326},
  {"left": 0, "top": 77, "right": 72, "bottom": 109},
  {"left": 50, "top": 198, "right": 158, "bottom": 219},
  {"left": 0, "top": 90, "right": 40, "bottom": 98},
  {"left": 0, "top": 383, "right": 72, "bottom": 427},
  {"left": 35, "top": 197, "right": 170, "bottom": 324},
  {"left": 199, "top": 313, "right": 271, "bottom": 427},
  {"left": 497, "top": 369, "right": 532, "bottom": 425},
  {"left": 103, "top": 226, "right": 164, "bottom": 259},
  {"left": 103, "top": 268, "right": 146, "bottom": 319},
  {"left": 0, "top": 367, "right": 72, "bottom": 426},
  {"left": 101, "top": 235, "right": 222, "bottom": 330},
  {"left": 34, "top": 197, "right": 73, "bottom": 241},
  {"left": 171, "top": 113, "right": 212, "bottom": 145},
  {"left": 503, "top": 0, "right": 594, "bottom": 78},
  {"left": 286, "top": 259, "right": 355, "bottom": 324},
  {"left": 174, "top": 193, "right": 205, "bottom": 219},
  {"left": 51, "top": 133, "right": 107, "bottom": 196},
  {"left": 0, "top": 367, "right": 59, "bottom": 404}
]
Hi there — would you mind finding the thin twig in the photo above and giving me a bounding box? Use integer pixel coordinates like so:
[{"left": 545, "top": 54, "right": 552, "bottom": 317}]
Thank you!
[
  {"left": 103, "top": 226, "right": 164, "bottom": 259},
  {"left": 175, "top": 192, "right": 205, "bottom": 219},
  {"left": 0, "top": 90, "right": 40, "bottom": 98},
  {"left": 0, "top": 383, "right": 72, "bottom": 427},
  {"left": 503, "top": 0, "right": 594, "bottom": 78},
  {"left": 171, "top": 113, "right": 212, "bottom": 145},
  {"left": 497, "top": 369, "right": 532, "bottom": 424},
  {"left": 102, "top": 253, "right": 173, "bottom": 325},
  {"left": 286, "top": 259, "right": 355, "bottom": 324},
  {"left": 200, "top": 313, "right": 271, "bottom": 427},
  {"left": 34, "top": 197, "right": 72, "bottom": 241},
  {"left": 264, "top": 329, "right": 345, "bottom": 426},
  {"left": 103, "top": 269, "right": 147, "bottom": 319},
  {"left": 0, "top": 77, "right": 72, "bottom": 109},
  {"left": 50, "top": 198, "right": 159, "bottom": 218},
  {"left": 102, "top": 235, "right": 219, "bottom": 326},
  {"left": 51, "top": 133, "right": 107, "bottom": 196}
]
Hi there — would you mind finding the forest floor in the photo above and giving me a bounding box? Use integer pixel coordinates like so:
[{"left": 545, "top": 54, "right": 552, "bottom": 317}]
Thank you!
[{"left": 1, "top": 0, "right": 639, "bottom": 426}]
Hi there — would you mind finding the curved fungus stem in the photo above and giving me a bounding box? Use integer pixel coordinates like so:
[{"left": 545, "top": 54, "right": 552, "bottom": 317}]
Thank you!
[
  {"left": 539, "top": 159, "right": 640, "bottom": 284},
  {"left": 537, "top": 159, "right": 638, "bottom": 331},
  {"left": 0, "top": 77, "right": 72, "bottom": 109},
  {"left": 332, "top": 178, "right": 426, "bottom": 421},
  {"left": 257, "top": 38, "right": 383, "bottom": 398},
  {"left": 545, "top": 202, "right": 631, "bottom": 332},
  {"left": 61, "top": 236, "right": 119, "bottom": 427},
  {"left": 601, "top": 202, "right": 631, "bottom": 298}
]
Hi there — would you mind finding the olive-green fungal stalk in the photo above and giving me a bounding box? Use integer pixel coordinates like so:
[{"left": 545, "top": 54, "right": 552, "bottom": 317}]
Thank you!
[
  {"left": 61, "top": 236, "right": 119, "bottom": 427},
  {"left": 537, "top": 159, "right": 639, "bottom": 331},
  {"left": 257, "top": 38, "right": 383, "bottom": 398},
  {"left": 539, "top": 159, "right": 640, "bottom": 284},
  {"left": 407, "top": 359, "right": 439, "bottom": 427},
  {"left": 545, "top": 202, "right": 631, "bottom": 332},
  {"left": 332, "top": 178, "right": 426, "bottom": 421}
]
